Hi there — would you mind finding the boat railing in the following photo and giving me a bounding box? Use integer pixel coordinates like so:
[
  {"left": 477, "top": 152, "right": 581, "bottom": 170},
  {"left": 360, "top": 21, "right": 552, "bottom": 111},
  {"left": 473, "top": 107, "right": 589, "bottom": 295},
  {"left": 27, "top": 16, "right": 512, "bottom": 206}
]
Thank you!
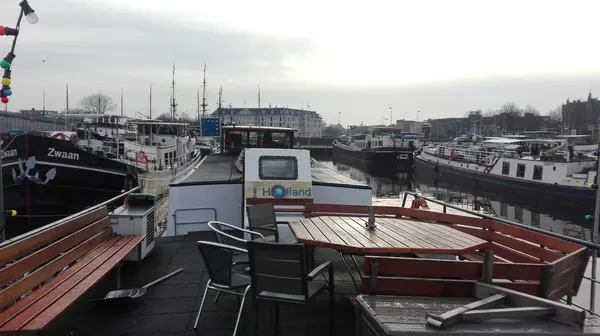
[
  {"left": 427, "top": 145, "right": 520, "bottom": 163},
  {"left": 0, "top": 186, "right": 140, "bottom": 248},
  {"left": 401, "top": 190, "right": 600, "bottom": 315}
]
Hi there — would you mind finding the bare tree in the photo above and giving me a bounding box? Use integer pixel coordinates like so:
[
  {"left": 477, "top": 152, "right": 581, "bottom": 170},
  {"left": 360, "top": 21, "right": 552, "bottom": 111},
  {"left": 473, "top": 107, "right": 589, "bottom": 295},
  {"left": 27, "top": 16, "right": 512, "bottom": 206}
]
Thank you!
[
  {"left": 522, "top": 105, "right": 540, "bottom": 116},
  {"left": 156, "top": 113, "right": 172, "bottom": 121},
  {"left": 79, "top": 93, "right": 116, "bottom": 114},
  {"left": 178, "top": 112, "right": 192, "bottom": 122},
  {"left": 547, "top": 106, "right": 562, "bottom": 122},
  {"left": 498, "top": 102, "right": 522, "bottom": 116},
  {"left": 483, "top": 109, "right": 498, "bottom": 117}
]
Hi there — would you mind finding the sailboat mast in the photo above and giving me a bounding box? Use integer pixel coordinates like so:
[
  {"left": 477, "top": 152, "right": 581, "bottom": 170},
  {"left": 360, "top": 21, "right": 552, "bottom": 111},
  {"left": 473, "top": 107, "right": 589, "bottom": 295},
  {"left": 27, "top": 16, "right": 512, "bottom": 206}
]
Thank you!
[
  {"left": 171, "top": 63, "right": 177, "bottom": 120},
  {"left": 197, "top": 88, "right": 200, "bottom": 121},
  {"left": 218, "top": 86, "right": 223, "bottom": 110},
  {"left": 201, "top": 63, "right": 208, "bottom": 118},
  {"left": 65, "top": 84, "right": 69, "bottom": 131},
  {"left": 120, "top": 88, "right": 124, "bottom": 116}
]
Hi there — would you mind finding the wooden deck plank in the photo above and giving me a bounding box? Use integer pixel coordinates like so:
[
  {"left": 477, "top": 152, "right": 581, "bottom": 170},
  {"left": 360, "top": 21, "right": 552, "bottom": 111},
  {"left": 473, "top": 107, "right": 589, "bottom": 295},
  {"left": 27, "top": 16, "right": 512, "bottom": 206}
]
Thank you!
[
  {"left": 360, "top": 218, "right": 426, "bottom": 249},
  {"left": 22, "top": 235, "right": 144, "bottom": 330},
  {"left": 0, "top": 237, "right": 122, "bottom": 329},
  {"left": 394, "top": 219, "right": 461, "bottom": 250},
  {"left": 423, "top": 221, "right": 486, "bottom": 246},
  {"left": 288, "top": 220, "right": 313, "bottom": 241},
  {"left": 334, "top": 217, "right": 388, "bottom": 249},
  {"left": 401, "top": 219, "right": 475, "bottom": 250},
  {"left": 297, "top": 218, "right": 328, "bottom": 243},
  {"left": 319, "top": 217, "right": 364, "bottom": 248},
  {"left": 343, "top": 217, "right": 400, "bottom": 248},
  {"left": 0, "top": 236, "right": 128, "bottom": 331},
  {"left": 376, "top": 218, "right": 440, "bottom": 249},
  {"left": 308, "top": 217, "right": 346, "bottom": 245}
]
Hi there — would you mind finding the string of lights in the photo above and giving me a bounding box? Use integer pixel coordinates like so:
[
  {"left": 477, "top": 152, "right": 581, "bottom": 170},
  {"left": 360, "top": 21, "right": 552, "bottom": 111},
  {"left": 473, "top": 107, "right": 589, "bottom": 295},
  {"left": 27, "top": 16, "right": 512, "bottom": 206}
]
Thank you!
[{"left": 0, "top": 0, "right": 38, "bottom": 105}]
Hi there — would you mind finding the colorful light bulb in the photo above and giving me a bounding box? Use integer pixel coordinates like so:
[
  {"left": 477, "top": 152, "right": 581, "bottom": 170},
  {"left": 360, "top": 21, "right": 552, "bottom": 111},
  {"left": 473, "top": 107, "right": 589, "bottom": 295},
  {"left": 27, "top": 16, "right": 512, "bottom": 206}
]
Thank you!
[
  {"left": 1, "top": 96, "right": 8, "bottom": 104},
  {"left": 0, "top": 26, "right": 18, "bottom": 36},
  {"left": 2, "top": 69, "right": 11, "bottom": 86},
  {"left": 19, "top": 1, "right": 38, "bottom": 24},
  {"left": 0, "top": 52, "right": 15, "bottom": 70},
  {"left": 585, "top": 215, "right": 593, "bottom": 221}
]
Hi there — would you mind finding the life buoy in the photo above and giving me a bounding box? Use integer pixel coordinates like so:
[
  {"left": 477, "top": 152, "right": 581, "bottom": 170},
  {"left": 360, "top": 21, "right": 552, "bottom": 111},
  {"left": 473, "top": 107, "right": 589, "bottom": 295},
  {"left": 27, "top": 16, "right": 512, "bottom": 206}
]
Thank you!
[{"left": 52, "top": 133, "right": 68, "bottom": 141}]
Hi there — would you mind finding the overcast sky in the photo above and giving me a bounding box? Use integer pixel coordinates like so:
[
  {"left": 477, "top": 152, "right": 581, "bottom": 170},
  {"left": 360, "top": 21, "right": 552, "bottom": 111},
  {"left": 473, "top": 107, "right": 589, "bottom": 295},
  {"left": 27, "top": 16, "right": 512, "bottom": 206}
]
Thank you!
[{"left": 2, "top": 0, "right": 600, "bottom": 125}]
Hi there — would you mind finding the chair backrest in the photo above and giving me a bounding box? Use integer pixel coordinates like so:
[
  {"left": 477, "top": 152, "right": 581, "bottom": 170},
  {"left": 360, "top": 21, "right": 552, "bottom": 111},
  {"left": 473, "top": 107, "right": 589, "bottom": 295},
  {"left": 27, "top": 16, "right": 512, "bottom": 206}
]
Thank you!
[
  {"left": 246, "top": 203, "right": 279, "bottom": 240},
  {"left": 247, "top": 240, "right": 308, "bottom": 299},
  {"left": 246, "top": 203, "right": 277, "bottom": 229},
  {"left": 196, "top": 241, "right": 245, "bottom": 287},
  {"left": 208, "top": 221, "right": 247, "bottom": 250}
]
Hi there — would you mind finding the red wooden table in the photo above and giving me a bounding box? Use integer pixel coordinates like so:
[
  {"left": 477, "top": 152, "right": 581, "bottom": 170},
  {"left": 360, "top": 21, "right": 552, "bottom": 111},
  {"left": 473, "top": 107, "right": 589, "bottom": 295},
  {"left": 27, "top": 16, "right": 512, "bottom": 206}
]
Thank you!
[
  {"left": 289, "top": 216, "right": 487, "bottom": 255},
  {"left": 289, "top": 216, "right": 488, "bottom": 292}
]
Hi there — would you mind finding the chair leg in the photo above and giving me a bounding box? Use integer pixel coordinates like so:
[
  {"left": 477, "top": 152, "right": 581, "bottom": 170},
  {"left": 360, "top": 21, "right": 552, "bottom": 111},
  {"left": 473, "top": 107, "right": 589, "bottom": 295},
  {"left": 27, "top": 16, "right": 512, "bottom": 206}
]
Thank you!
[
  {"left": 233, "top": 285, "right": 250, "bottom": 336},
  {"left": 273, "top": 303, "right": 280, "bottom": 336},
  {"left": 214, "top": 291, "right": 221, "bottom": 304},
  {"left": 329, "top": 265, "right": 335, "bottom": 336},
  {"left": 305, "top": 306, "right": 310, "bottom": 336},
  {"left": 254, "top": 300, "right": 260, "bottom": 336},
  {"left": 194, "top": 280, "right": 211, "bottom": 330}
]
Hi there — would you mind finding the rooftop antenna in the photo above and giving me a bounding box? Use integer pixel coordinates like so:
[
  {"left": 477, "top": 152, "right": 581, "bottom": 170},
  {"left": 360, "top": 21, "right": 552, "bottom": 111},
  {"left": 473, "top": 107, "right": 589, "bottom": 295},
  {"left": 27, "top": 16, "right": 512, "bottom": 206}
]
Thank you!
[
  {"left": 257, "top": 85, "right": 261, "bottom": 108},
  {"left": 171, "top": 63, "right": 177, "bottom": 120},
  {"left": 218, "top": 86, "right": 223, "bottom": 110},
  {"left": 120, "top": 88, "right": 124, "bottom": 116},
  {"left": 196, "top": 88, "right": 200, "bottom": 121},
  {"left": 201, "top": 63, "right": 208, "bottom": 117}
]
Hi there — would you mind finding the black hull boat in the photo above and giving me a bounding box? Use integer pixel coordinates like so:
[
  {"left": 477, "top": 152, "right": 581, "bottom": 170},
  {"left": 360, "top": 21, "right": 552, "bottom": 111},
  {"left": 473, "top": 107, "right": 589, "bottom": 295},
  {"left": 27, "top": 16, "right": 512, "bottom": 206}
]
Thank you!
[
  {"left": 415, "top": 153, "right": 596, "bottom": 213},
  {"left": 332, "top": 145, "right": 414, "bottom": 177},
  {"left": 1, "top": 133, "right": 139, "bottom": 238}
]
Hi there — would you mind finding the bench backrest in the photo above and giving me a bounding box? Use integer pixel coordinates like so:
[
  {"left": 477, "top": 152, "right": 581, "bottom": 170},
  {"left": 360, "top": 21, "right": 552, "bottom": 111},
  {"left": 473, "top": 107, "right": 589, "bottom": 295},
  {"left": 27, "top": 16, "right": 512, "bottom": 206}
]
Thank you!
[
  {"left": 363, "top": 255, "right": 542, "bottom": 298},
  {"left": 0, "top": 206, "right": 112, "bottom": 310}
]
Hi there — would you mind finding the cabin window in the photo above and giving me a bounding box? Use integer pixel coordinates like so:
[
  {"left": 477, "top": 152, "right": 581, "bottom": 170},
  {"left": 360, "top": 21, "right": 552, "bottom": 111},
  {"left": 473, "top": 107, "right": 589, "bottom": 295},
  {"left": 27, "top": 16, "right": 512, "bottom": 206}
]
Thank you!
[
  {"left": 501, "top": 162, "right": 510, "bottom": 175},
  {"left": 516, "top": 163, "right": 526, "bottom": 178},
  {"left": 533, "top": 165, "right": 543, "bottom": 181},
  {"left": 259, "top": 156, "right": 298, "bottom": 180}
]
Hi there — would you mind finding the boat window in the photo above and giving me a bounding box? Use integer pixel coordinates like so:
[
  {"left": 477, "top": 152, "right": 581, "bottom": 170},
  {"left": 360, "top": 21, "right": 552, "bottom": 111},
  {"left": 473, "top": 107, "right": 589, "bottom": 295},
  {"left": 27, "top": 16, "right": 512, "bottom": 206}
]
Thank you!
[
  {"left": 516, "top": 163, "right": 526, "bottom": 178},
  {"left": 501, "top": 162, "right": 510, "bottom": 175},
  {"left": 533, "top": 165, "right": 543, "bottom": 181},
  {"left": 259, "top": 156, "right": 298, "bottom": 180}
]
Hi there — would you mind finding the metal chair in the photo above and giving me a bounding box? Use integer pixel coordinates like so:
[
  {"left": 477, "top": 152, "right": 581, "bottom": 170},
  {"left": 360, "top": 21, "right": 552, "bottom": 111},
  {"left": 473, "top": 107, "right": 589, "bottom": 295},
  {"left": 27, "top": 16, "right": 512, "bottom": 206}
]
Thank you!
[
  {"left": 194, "top": 241, "right": 251, "bottom": 336},
  {"left": 208, "top": 221, "right": 264, "bottom": 303},
  {"left": 208, "top": 220, "right": 265, "bottom": 251},
  {"left": 247, "top": 240, "right": 334, "bottom": 336},
  {"left": 246, "top": 203, "right": 280, "bottom": 242}
]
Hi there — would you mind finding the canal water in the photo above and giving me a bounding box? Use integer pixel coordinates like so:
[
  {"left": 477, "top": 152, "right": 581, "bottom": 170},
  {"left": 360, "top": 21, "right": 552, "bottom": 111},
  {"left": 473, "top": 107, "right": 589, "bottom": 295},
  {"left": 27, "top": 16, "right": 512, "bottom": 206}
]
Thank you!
[{"left": 322, "top": 159, "right": 599, "bottom": 312}]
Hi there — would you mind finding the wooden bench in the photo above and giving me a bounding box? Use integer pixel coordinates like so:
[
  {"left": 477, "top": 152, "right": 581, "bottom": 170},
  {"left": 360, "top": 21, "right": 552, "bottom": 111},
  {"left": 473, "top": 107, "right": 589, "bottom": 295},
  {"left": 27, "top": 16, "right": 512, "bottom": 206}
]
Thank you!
[{"left": 0, "top": 206, "right": 145, "bottom": 334}]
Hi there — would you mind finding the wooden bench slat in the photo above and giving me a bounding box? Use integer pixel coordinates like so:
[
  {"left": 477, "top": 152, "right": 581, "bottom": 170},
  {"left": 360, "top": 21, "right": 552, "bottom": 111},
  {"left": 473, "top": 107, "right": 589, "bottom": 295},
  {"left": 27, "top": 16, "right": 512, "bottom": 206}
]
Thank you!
[
  {"left": 0, "top": 228, "right": 112, "bottom": 310},
  {"left": 0, "top": 236, "right": 123, "bottom": 330},
  {"left": 0, "top": 217, "right": 111, "bottom": 288},
  {"left": 22, "top": 235, "right": 144, "bottom": 331},
  {"left": 0, "top": 207, "right": 108, "bottom": 266}
]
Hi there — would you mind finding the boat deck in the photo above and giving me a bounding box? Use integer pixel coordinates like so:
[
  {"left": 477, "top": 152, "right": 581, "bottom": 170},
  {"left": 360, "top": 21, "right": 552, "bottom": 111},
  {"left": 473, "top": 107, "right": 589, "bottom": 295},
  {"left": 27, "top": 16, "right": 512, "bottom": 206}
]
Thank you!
[
  {"left": 178, "top": 155, "right": 368, "bottom": 188},
  {"left": 41, "top": 231, "right": 358, "bottom": 336}
]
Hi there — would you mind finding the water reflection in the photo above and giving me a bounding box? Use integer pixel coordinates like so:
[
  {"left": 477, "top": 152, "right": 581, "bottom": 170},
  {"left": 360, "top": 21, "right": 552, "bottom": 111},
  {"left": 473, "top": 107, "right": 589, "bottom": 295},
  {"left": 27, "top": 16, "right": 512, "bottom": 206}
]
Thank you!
[{"left": 322, "top": 160, "right": 592, "bottom": 241}]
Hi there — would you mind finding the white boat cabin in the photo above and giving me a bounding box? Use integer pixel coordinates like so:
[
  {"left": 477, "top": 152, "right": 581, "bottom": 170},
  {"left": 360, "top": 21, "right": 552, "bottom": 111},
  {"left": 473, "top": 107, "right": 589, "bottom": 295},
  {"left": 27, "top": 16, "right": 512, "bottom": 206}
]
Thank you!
[
  {"left": 420, "top": 136, "right": 597, "bottom": 188},
  {"left": 336, "top": 127, "right": 422, "bottom": 152},
  {"left": 165, "top": 126, "right": 371, "bottom": 236}
]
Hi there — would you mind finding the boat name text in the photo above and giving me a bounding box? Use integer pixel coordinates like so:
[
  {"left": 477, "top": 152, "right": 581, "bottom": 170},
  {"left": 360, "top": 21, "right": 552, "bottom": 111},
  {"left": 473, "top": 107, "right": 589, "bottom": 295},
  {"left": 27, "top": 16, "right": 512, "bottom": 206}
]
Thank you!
[
  {"left": 47, "top": 148, "right": 80, "bottom": 160},
  {"left": 1, "top": 149, "right": 17, "bottom": 159}
]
